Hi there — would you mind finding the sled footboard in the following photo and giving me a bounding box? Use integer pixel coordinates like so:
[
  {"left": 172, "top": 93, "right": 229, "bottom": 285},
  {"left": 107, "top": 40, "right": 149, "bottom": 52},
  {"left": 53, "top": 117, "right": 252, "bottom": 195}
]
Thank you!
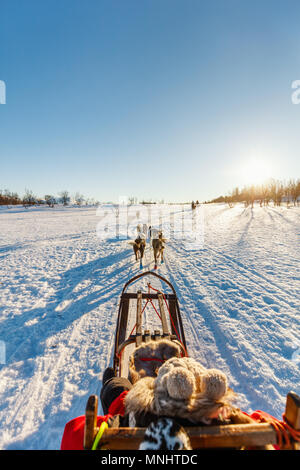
[
  {"left": 84, "top": 391, "right": 300, "bottom": 450},
  {"left": 97, "top": 423, "right": 277, "bottom": 449}
]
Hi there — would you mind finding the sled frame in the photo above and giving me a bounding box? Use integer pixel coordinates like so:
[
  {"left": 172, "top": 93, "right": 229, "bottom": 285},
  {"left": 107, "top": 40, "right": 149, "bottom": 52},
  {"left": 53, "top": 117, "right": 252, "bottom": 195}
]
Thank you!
[
  {"left": 84, "top": 272, "right": 300, "bottom": 450},
  {"left": 113, "top": 271, "right": 187, "bottom": 377},
  {"left": 83, "top": 391, "right": 300, "bottom": 450}
]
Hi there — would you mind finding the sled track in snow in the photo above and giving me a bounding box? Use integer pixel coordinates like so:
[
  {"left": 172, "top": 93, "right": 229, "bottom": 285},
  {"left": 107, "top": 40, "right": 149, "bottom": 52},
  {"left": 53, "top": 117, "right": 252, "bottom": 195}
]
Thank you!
[
  {"left": 1, "top": 243, "right": 144, "bottom": 448},
  {"left": 203, "top": 205, "right": 298, "bottom": 300},
  {"left": 172, "top": 242, "right": 297, "bottom": 312},
  {"left": 163, "top": 250, "right": 249, "bottom": 386},
  {"left": 207, "top": 245, "right": 296, "bottom": 303},
  {"left": 163, "top": 244, "right": 290, "bottom": 415}
]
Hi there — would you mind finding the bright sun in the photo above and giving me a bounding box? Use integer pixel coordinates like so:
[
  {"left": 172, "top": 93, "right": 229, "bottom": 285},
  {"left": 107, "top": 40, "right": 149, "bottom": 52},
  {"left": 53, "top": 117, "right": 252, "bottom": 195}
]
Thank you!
[{"left": 238, "top": 159, "right": 272, "bottom": 186}]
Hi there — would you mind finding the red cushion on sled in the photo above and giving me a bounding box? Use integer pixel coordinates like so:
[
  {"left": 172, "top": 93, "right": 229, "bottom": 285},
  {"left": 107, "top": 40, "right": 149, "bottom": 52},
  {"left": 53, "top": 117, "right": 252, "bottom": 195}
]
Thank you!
[{"left": 60, "top": 391, "right": 129, "bottom": 450}]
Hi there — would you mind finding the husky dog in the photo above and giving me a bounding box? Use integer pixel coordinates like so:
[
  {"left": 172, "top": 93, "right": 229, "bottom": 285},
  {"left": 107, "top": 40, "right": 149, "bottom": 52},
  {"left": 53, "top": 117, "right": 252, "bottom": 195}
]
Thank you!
[
  {"left": 152, "top": 231, "right": 166, "bottom": 268},
  {"left": 129, "top": 235, "right": 146, "bottom": 262},
  {"left": 137, "top": 223, "right": 148, "bottom": 239}
]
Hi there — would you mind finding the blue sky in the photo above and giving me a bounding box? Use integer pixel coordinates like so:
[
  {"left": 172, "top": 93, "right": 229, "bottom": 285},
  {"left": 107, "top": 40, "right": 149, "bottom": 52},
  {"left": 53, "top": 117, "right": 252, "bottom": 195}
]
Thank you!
[{"left": 1, "top": 0, "right": 300, "bottom": 202}]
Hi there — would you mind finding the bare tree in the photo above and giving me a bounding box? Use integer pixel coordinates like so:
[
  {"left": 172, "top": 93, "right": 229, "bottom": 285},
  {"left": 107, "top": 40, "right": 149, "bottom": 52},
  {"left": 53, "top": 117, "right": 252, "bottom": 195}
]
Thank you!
[
  {"left": 74, "top": 192, "right": 85, "bottom": 206},
  {"left": 0, "top": 189, "right": 21, "bottom": 205},
  {"left": 207, "top": 177, "right": 299, "bottom": 207},
  {"left": 59, "top": 190, "right": 70, "bottom": 206},
  {"left": 128, "top": 197, "right": 137, "bottom": 205},
  {"left": 23, "top": 189, "right": 36, "bottom": 207},
  {"left": 276, "top": 181, "right": 284, "bottom": 206},
  {"left": 45, "top": 195, "right": 56, "bottom": 207},
  {"left": 261, "top": 182, "right": 271, "bottom": 206},
  {"left": 288, "top": 179, "right": 300, "bottom": 206},
  {"left": 267, "top": 180, "right": 278, "bottom": 206}
]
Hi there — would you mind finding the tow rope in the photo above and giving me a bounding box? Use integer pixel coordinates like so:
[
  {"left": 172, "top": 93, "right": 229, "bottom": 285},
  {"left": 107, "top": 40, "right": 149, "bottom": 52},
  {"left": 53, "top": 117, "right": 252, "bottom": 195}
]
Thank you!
[
  {"left": 148, "top": 283, "right": 188, "bottom": 357},
  {"left": 251, "top": 410, "right": 300, "bottom": 449},
  {"left": 139, "top": 357, "right": 165, "bottom": 363}
]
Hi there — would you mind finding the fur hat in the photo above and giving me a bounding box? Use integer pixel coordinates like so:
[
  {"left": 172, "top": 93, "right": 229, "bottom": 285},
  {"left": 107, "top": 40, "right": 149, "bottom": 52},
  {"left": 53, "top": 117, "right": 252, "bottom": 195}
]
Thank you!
[{"left": 125, "top": 356, "right": 235, "bottom": 423}]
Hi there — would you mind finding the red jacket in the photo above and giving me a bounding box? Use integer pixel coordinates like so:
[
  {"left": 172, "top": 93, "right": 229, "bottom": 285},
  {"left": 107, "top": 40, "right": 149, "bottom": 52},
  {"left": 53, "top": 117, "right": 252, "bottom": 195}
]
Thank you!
[{"left": 60, "top": 391, "right": 128, "bottom": 450}]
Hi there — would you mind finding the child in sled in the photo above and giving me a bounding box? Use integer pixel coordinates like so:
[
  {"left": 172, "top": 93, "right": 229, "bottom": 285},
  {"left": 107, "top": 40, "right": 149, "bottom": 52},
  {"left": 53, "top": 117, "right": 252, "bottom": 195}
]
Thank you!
[{"left": 60, "top": 339, "right": 280, "bottom": 450}]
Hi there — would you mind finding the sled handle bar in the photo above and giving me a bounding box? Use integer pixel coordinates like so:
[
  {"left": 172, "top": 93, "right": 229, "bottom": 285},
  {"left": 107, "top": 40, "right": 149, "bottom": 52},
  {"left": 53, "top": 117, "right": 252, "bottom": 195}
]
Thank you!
[{"left": 121, "top": 271, "right": 177, "bottom": 295}]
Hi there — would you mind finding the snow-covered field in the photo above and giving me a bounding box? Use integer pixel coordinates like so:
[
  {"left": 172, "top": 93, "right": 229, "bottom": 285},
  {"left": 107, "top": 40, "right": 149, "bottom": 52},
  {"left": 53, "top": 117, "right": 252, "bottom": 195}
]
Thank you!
[{"left": 0, "top": 203, "right": 299, "bottom": 449}]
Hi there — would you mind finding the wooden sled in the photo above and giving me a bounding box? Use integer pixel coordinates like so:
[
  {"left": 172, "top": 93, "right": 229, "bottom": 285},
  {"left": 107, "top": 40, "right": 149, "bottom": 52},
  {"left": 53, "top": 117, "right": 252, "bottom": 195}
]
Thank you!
[{"left": 83, "top": 272, "right": 300, "bottom": 450}]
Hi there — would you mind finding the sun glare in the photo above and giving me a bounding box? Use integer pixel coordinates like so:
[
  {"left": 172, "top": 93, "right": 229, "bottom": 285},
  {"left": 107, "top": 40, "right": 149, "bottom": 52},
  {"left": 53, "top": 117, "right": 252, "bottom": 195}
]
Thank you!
[{"left": 238, "top": 159, "right": 272, "bottom": 186}]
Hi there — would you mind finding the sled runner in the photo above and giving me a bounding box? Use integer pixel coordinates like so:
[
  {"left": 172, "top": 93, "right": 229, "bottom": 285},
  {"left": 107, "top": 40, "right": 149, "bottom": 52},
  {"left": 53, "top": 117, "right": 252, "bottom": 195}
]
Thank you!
[{"left": 83, "top": 272, "right": 300, "bottom": 450}]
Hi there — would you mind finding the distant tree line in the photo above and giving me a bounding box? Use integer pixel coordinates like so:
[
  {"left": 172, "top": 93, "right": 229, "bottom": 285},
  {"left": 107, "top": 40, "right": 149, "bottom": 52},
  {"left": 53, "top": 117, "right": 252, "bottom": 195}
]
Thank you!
[
  {"left": 0, "top": 188, "right": 99, "bottom": 207},
  {"left": 0, "top": 189, "right": 21, "bottom": 205},
  {"left": 207, "top": 179, "right": 300, "bottom": 208}
]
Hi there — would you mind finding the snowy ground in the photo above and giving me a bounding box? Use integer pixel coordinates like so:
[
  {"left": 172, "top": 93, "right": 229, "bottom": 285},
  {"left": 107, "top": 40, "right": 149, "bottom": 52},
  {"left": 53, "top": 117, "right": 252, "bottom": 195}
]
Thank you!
[{"left": 0, "top": 202, "right": 299, "bottom": 449}]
